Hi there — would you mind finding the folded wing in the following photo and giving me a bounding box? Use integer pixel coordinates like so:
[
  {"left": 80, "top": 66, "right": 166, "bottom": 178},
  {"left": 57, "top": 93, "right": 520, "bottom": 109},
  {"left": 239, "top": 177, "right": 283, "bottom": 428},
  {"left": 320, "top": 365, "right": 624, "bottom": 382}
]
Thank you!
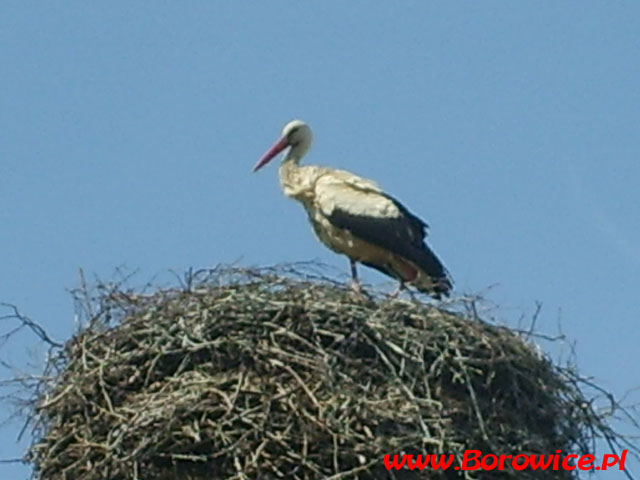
[{"left": 313, "top": 172, "right": 452, "bottom": 296}]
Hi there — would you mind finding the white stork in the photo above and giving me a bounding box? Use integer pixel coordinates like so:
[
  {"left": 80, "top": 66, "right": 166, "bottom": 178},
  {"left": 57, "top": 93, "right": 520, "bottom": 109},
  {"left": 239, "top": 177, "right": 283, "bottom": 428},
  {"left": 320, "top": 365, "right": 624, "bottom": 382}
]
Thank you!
[{"left": 253, "top": 120, "right": 452, "bottom": 298}]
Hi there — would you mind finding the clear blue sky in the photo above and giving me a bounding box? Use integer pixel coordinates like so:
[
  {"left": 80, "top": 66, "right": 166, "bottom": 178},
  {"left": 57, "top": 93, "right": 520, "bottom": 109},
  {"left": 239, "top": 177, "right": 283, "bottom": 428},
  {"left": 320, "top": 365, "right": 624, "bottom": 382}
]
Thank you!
[{"left": 2, "top": 2, "right": 639, "bottom": 478}]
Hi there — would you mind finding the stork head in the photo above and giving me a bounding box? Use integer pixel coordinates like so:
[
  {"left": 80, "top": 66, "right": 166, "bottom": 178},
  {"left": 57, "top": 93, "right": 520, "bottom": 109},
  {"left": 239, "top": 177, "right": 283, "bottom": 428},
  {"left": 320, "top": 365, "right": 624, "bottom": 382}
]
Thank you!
[{"left": 253, "top": 119, "right": 313, "bottom": 172}]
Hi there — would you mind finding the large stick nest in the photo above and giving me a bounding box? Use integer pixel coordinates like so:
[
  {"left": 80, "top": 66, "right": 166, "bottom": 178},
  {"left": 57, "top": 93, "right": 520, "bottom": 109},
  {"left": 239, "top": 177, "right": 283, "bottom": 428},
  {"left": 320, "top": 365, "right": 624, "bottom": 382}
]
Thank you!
[{"left": 26, "top": 266, "right": 604, "bottom": 479}]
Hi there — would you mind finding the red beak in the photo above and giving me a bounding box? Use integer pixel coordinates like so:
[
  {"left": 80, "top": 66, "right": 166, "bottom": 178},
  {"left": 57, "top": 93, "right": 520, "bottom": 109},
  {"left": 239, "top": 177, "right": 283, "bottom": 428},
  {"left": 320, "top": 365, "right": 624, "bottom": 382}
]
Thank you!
[{"left": 253, "top": 136, "right": 289, "bottom": 172}]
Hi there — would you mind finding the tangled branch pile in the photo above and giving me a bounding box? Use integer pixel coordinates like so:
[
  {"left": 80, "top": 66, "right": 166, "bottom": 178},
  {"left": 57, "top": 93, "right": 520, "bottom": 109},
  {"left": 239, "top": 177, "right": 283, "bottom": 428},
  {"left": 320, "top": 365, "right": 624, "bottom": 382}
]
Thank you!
[{"left": 27, "top": 267, "right": 606, "bottom": 479}]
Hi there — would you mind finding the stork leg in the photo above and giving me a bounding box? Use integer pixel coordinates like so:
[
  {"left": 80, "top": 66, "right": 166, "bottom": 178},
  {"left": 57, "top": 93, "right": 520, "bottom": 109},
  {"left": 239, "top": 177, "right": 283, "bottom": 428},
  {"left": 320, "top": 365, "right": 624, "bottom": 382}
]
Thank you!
[
  {"left": 349, "top": 260, "right": 362, "bottom": 293},
  {"left": 388, "top": 281, "right": 405, "bottom": 299}
]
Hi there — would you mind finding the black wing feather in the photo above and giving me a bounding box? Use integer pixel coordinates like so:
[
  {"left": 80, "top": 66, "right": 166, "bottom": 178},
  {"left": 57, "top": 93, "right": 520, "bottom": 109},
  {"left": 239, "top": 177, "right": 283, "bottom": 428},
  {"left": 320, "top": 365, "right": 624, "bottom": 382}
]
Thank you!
[
  {"left": 383, "top": 194, "right": 428, "bottom": 242},
  {"left": 327, "top": 196, "right": 451, "bottom": 294}
]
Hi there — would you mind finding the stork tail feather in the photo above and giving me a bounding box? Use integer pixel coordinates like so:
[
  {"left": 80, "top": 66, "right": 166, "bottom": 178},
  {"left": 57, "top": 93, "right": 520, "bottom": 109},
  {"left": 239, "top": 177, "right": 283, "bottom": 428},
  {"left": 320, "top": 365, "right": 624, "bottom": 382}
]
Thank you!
[{"left": 404, "top": 245, "right": 453, "bottom": 298}]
